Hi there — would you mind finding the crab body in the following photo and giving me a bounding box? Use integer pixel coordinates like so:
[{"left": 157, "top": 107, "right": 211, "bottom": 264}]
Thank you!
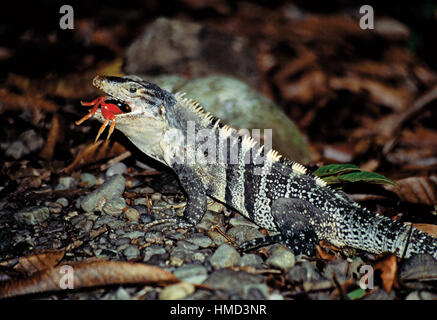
[{"left": 76, "top": 96, "right": 131, "bottom": 141}]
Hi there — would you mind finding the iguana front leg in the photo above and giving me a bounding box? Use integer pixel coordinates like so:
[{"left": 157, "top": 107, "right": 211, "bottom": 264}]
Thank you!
[
  {"left": 143, "top": 164, "right": 207, "bottom": 231},
  {"left": 240, "top": 198, "right": 319, "bottom": 256}
]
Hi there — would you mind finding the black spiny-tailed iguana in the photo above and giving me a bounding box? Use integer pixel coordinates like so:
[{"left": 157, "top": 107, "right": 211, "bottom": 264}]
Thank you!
[{"left": 76, "top": 75, "right": 437, "bottom": 259}]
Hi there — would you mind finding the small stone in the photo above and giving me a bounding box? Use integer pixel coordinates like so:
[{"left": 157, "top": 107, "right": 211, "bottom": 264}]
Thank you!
[
  {"left": 80, "top": 173, "right": 97, "bottom": 187},
  {"left": 203, "top": 269, "right": 264, "bottom": 295},
  {"left": 405, "top": 291, "right": 437, "bottom": 300},
  {"left": 185, "top": 233, "right": 213, "bottom": 248},
  {"left": 133, "top": 186, "right": 155, "bottom": 194},
  {"left": 124, "top": 208, "right": 140, "bottom": 223},
  {"left": 323, "top": 259, "right": 349, "bottom": 283},
  {"left": 103, "top": 197, "right": 126, "bottom": 217},
  {"left": 242, "top": 283, "right": 269, "bottom": 299},
  {"left": 123, "top": 245, "right": 140, "bottom": 260},
  {"left": 6, "top": 141, "right": 29, "bottom": 159},
  {"left": 21, "top": 130, "right": 44, "bottom": 152},
  {"left": 143, "top": 245, "right": 167, "bottom": 262},
  {"left": 174, "top": 264, "right": 208, "bottom": 284},
  {"left": 266, "top": 245, "right": 295, "bottom": 271},
  {"left": 81, "top": 174, "right": 125, "bottom": 213},
  {"left": 206, "top": 230, "right": 227, "bottom": 246},
  {"left": 150, "top": 193, "right": 162, "bottom": 201},
  {"left": 227, "top": 226, "right": 264, "bottom": 245},
  {"left": 177, "top": 240, "right": 199, "bottom": 251},
  {"left": 56, "top": 197, "right": 69, "bottom": 207},
  {"left": 229, "top": 215, "right": 259, "bottom": 228},
  {"left": 209, "top": 243, "right": 240, "bottom": 269},
  {"left": 102, "top": 287, "right": 131, "bottom": 300},
  {"left": 106, "top": 162, "right": 128, "bottom": 177},
  {"left": 192, "top": 252, "right": 206, "bottom": 263},
  {"left": 123, "top": 231, "right": 144, "bottom": 239},
  {"left": 197, "top": 211, "right": 225, "bottom": 230},
  {"left": 239, "top": 254, "right": 264, "bottom": 268},
  {"left": 170, "top": 256, "right": 184, "bottom": 267},
  {"left": 134, "top": 198, "right": 148, "bottom": 206},
  {"left": 14, "top": 206, "right": 50, "bottom": 225},
  {"left": 55, "top": 177, "right": 77, "bottom": 190},
  {"left": 159, "top": 282, "right": 195, "bottom": 300}
]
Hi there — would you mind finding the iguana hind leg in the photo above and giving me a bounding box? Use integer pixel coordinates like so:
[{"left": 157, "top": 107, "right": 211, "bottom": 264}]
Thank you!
[{"left": 240, "top": 197, "right": 320, "bottom": 256}]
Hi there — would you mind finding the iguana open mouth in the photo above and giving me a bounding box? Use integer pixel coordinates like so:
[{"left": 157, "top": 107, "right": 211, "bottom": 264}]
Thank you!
[{"left": 75, "top": 95, "right": 132, "bottom": 142}]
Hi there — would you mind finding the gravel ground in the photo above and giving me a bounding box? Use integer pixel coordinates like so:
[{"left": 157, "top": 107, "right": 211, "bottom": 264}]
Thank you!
[{"left": 1, "top": 161, "right": 437, "bottom": 300}]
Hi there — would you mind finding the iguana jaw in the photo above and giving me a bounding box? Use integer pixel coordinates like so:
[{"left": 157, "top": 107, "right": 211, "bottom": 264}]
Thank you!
[{"left": 89, "top": 75, "right": 171, "bottom": 163}]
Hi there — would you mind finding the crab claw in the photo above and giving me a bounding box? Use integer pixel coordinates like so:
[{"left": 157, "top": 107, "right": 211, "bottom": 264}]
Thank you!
[
  {"left": 77, "top": 96, "right": 130, "bottom": 143},
  {"left": 75, "top": 96, "right": 108, "bottom": 125}
]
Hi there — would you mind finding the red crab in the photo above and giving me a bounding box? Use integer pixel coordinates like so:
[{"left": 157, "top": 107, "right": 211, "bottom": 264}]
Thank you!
[{"left": 76, "top": 96, "right": 131, "bottom": 142}]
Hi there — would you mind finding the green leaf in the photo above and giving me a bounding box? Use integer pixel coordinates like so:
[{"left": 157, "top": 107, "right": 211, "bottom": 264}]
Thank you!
[
  {"left": 313, "top": 164, "right": 360, "bottom": 177},
  {"left": 347, "top": 288, "right": 366, "bottom": 300},
  {"left": 338, "top": 171, "right": 398, "bottom": 186}
]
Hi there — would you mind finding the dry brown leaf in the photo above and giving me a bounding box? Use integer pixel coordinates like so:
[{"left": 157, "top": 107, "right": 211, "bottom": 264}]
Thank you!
[
  {"left": 0, "top": 88, "right": 58, "bottom": 114},
  {"left": 316, "top": 241, "right": 338, "bottom": 261},
  {"left": 329, "top": 76, "right": 412, "bottom": 112},
  {"left": 384, "top": 176, "right": 437, "bottom": 206},
  {"left": 0, "top": 249, "right": 65, "bottom": 276},
  {"left": 0, "top": 260, "right": 179, "bottom": 299},
  {"left": 39, "top": 113, "right": 60, "bottom": 160},
  {"left": 374, "top": 254, "right": 398, "bottom": 293},
  {"left": 64, "top": 140, "right": 127, "bottom": 173}
]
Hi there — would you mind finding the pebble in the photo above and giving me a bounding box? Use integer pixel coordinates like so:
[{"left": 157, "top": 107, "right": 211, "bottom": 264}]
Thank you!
[
  {"left": 6, "top": 141, "right": 29, "bottom": 159},
  {"left": 20, "top": 130, "right": 44, "bottom": 152},
  {"left": 206, "top": 230, "right": 227, "bottom": 246},
  {"left": 102, "top": 197, "right": 126, "bottom": 217},
  {"left": 192, "top": 252, "right": 206, "bottom": 263},
  {"left": 81, "top": 174, "right": 125, "bottom": 212},
  {"left": 239, "top": 254, "right": 264, "bottom": 268},
  {"left": 56, "top": 197, "right": 69, "bottom": 207},
  {"left": 80, "top": 173, "right": 97, "bottom": 187},
  {"left": 14, "top": 206, "right": 50, "bottom": 225},
  {"left": 159, "top": 282, "right": 195, "bottom": 300},
  {"left": 203, "top": 269, "right": 264, "bottom": 295},
  {"left": 134, "top": 198, "right": 148, "bottom": 206},
  {"left": 55, "top": 177, "right": 77, "bottom": 190},
  {"left": 405, "top": 290, "right": 437, "bottom": 300},
  {"left": 143, "top": 245, "right": 167, "bottom": 262},
  {"left": 123, "top": 245, "right": 140, "bottom": 260},
  {"left": 227, "top": 226, "right": 265, "bottom": 245},
  {"left": 106, "top": 162, "right": 128, "bottom": 177},
  {"left": 94, "top": 215, "right": 125, "bottom": 230},
  {"left": 150, "top": 193, "right": 162, "bottom": 201},
  {"left": 196, "top": 211, "right": 225, "bottom": 231},
  {"left": 103, "top": 287, "right": 131, "bottom": 300},
  {"left": 209, "top": 243, "right": 240, "bottom": 269},
  {"left": 133, "top": 186, "right": 155, "bottom": 194},
  {"left": 265, "top": 245, "right": 295, "bottom": 271},
  {"left": 123, "top": 231, "right": 144, "bottom": 239},
  {"left": 177, "top": 240, "right": 199, "bottom": 251},
  {"left": 173, "top": 264, "right": 208, "bottom": 284},
  {"left": 323, "top": 259, "right": 349, "bottom": 283},
  {"left": 242, "top": 283, "right": 269, "bottom": 299},
  {"left": 185, "top": 233, "right": 213, "bottom": 248},
  {"left": 286, "top": 260, "right": 322, "bottom": 283},
  {"left": 124, "top": 208, "right": 140, "bottom": 223},
  {"left": 229, "top": 216, "right": 259, "bottom": 228}
]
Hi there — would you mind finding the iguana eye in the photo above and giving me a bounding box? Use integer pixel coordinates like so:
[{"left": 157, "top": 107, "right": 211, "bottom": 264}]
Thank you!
[{"left": 129, "top": 87, "right": 137, "bottom": 93}]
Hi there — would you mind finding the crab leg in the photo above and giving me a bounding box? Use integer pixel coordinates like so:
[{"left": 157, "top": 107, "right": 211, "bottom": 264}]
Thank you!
[
  {"left": 106, "top": 119, "right": 117, "bottom": 141},
  {"left": 94, "top": 118, "right": 110, "bottom": 143}
]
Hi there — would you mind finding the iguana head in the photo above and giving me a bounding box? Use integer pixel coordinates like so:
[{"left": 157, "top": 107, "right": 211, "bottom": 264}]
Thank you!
[{"left": 78, "top": 75, "right": 179, "bottom": 164}]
